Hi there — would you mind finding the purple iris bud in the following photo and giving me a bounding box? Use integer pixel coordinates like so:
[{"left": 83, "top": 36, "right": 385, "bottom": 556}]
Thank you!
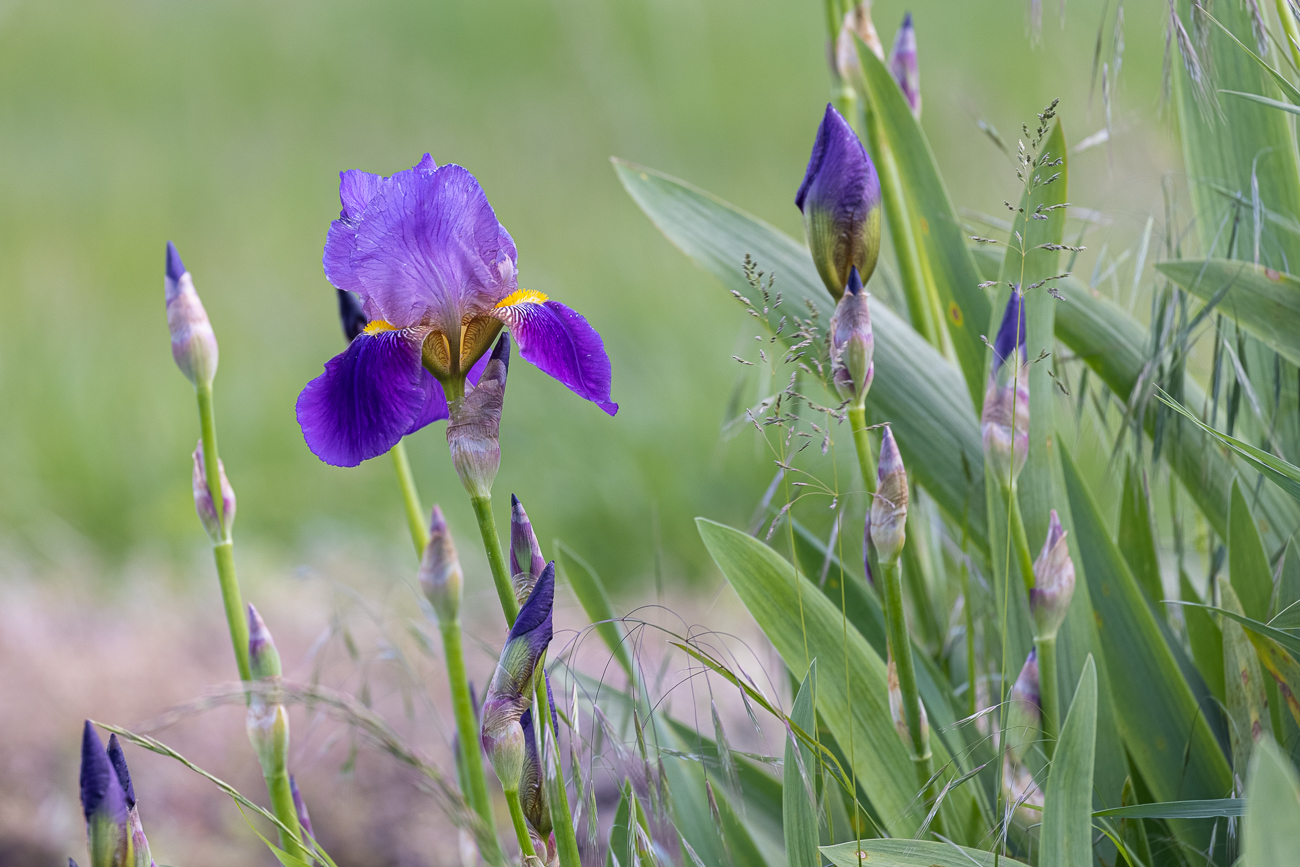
[
  {"left": 1030, "top": 509, "right": 1076, "bottom": 640},
  {"left": 1005, "top": 649, "right": 1041, "bottom": 766},
  {"left": 419, "top": 505, "right": 462, "bottom": 623},
  {"left": 795, "top": 105, "right": 882, "bottom": 300},
  {"left": 290, "top": 775, "right": 315, "bottom": 839},
  {"left": 164, "top": 241, "right": 219, "bottom": 389},
  {"left": 447, "top": 334, "right": 509, "bottom": 499},
  {"left": 336, "top": 289, "right": 368, "bottom": 344},
  {"left": 481, "top": 562, "right": 555, "bottom": 791},
  {"left": 829, "top": 267, "right": 874, "bottom": 406},
  {"left": 510, "top": 494, "right": 547, "bottom": 605},
  {"left": 297, "top": 156, "right": 617, "bottom": 468},
  {"left": 519, "top": 708, "right": 555, "bottom": 857},
  {"left": 887, "top": 13, "right": 921, "bottom": 118},
  {"left": 247, "top": 603, "right": 283, "bottom": 681},
  {"left": 191, "top": 440, "right": 235, "bottom": 544},
  {"left": 870, "top": 425, "right": 908, "bottom": 565},
  {"left": 981, "top": 292, "right": 1030, "bottom": 487},
  {"left": 80, "top": 721, "right": 130, "bottom": 867},
  {"left": 246, "top": 604, "right": 289, "bottom": 774},
  {"left": 104, "top": 735, "right": 135, "bottom": 811},
  {"left": 833, "top": 2, "right": 884, "bottom": 80}
]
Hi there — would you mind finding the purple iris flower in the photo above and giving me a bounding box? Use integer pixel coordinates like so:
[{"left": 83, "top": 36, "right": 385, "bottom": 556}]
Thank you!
[{"left": 298, "top": 155, "right": 617, "bottom": 467}]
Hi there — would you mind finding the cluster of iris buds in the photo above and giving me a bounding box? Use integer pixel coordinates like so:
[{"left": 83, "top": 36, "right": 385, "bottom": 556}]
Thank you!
[{"left": 75, "top": 724, "right": 153, "bottom": 867}]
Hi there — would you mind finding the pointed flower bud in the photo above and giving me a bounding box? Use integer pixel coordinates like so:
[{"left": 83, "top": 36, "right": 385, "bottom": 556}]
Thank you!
[
  {"left": 796, "top": 105, "right": 882, "bottom": 300},
  {"left": 290, "top": 775, "right": 315, "bottom": 839},
  {"left": 191, "top": 440, "right": 235, "bottom": 544},
  {"left": 247, "top": 604, "right": 283, "bottom": 681},
  {"left": 887, "top": 656, "right": 926, "bottom": 745},
  {"left": 482, "top": 562, "right": 554, "bottom": 791},
  {"left": 519, "top": 708, "right": 554, "bottom": 846},
  {"left": 104, "top": 735, "right": 135, "bottom": 812},
  {"left": 829, "top": 267, "right": 875, "bottom": 406},
  {"left": 336, "top": 288, "right": 368, "bottom": 344},
  {"left": 870, "top": 426, "right": 908, "bottom": 565},
  {"left": 833, "top": 1, "right": 884, "bottom": 81},
  {"left": 448, "top": 334, "right": 509, "bottom": 499},
  {"left": 419, "top": 506, "right": 463, "bottom": 624},
  {"left": 80, "top": 721, "right": 130, "bottom": 867},
  {"left": 164, "top": 242, "right": 218, "bottom": 389},
  {"left": 1029, "top": 510, "right": 1075, "bottom": 639},
  {"left": 1005, "top": 649, "right": 1041, "bottom": 766},
  {"left": 1002, "top": 753, "right": 1044, "bottom": 830},
  {"left": 981, "top": 292, "right": 1029, "bottom": 487},
  {"left": 106, "top": 735, "right": 153, "bottom": 867},
  {"left": 510, "top": 495, "right": 547, "bottom": 606},
  {"left": 887, "top": 13, "right": 920, "bottom": 118}
]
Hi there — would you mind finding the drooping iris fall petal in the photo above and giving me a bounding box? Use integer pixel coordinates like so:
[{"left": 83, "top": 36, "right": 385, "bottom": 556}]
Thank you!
[{"left": 491, "top": 294, "right": 617, "bottom": 416}]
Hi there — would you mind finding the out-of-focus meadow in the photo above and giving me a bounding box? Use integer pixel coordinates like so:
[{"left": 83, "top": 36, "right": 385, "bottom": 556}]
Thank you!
[{"left": 0, "top": 0, "right": 1175, "bottom": 863}]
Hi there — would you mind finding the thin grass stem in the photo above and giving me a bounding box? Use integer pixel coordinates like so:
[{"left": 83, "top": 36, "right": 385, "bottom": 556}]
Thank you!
[{"left": 1007, "top": 488, "right": 1037, "bottom": 594}]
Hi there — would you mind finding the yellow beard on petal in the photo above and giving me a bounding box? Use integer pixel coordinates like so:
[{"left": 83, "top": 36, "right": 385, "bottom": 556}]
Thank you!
[
  {"left": 363, "top": 319, "right": 398, "bottom": 335},
  {"left": 494, "top": 288, "right": 549, "bottom": 309}
]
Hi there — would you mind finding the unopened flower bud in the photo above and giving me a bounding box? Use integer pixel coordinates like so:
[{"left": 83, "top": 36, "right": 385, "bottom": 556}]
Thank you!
[
  {"left": 887, "top": 656, "right": 926, "bottom": 745},
  {"left": 796, "top": 105, "right": 882, "bottom": 299},
  {"left": 519, "top": 708, "right": 553, "bottom": 844},
  {"left": 290, "top": 775, "right": 315, "bottom": 839},
  {"left": 448, "top": 334, "right": 509, "bottom": 499},
  {"left": 981, "top": 292, "right": 1029, "bottom": 487},
  {"left": 1005, "top": 649, "right": 1041, "bottom": 766},
  {"left": 105, "top": 736, "right": 153, "bottom": 867},
  {"left": 887, "top": 13, "right": 920, "bottom": 118},
  {"left": 192, "top": 441, "right": 235, "bottom": 544},
  {"left": 1029, "top": 510, "right": 1075, "bottom": 639},
  {"left": 510, "top": 495, "right": 547, "bottom": 606},
  {"left": 1002, "top": 754, "right": 1044, "bottom": 830},
  {"left": 247, "top": 700, "right": 291, "bottom": 776},
  {"left": 247, "top": 604, "right": 283, "bottom": 681},
  {"left": 833, "top": 1, "right": 884, "bottom": 80},
  {"left": 164, "top": 241, "right": 218, "bottom": 389},
  {"left": 336, "top": 289, "right": 368, "bottom": 344},
  {"left": 829, "top": 267, "right": 874, "bottom": 406},
  {"left": 482, "top": 563, "right": 555, "bottom": 791},
  {"left": 80, "top": 721, "right": 130, "bottom": 867},
  {"left": 419, "top": 506, "right": 463, "bottom": 624},
  {"left": 870, "top": 426, "right": 908, "bottom": 565}
]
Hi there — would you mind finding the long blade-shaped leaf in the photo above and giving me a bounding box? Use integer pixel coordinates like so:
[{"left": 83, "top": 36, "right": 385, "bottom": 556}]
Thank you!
[
  {"left": 1243, "top": 739, "right": 1300, "bottom": 866},
  {"left": 696, "top": 518, "right": 985, "bottom": 840},
  {"left": 614, "top": 160, "right": 987, "bottom": 550},
  {"left": 1041, "top": 656, "right": 1097, "bottom": 867},
  {"left": 1220, "top": 578, "right": 1270, "bottom": 782},
  {"left": 1229, "top": 479, "right": 1275, "bottom": 622},
  {"left": 1094, "top": 799, "right": 1245, "bottom": 819},
  {"left": 1061, "top": 446, "right": 1232, "bottom": 853},
  {"left": 1156, "top": 259, "right": 1300, "bottom": 368},
  {"left": 854, "top": 42, "right": 991, "bottom": 408},
  {"left": 822, "top": 840, "right": 999, "bottom": 867},
  {"left": 784, "top": 663, "right": 819, "bottom": 867}
]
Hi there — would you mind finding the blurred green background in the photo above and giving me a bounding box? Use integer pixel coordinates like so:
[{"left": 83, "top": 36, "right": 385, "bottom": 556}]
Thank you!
[{"left": 0, "top": 0, "right": 1170, "bottom": 588}]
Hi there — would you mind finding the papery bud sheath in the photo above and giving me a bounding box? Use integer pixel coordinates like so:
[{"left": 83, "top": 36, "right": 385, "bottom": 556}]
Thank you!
[
  {"left": 829, "top": 267, "right": 874, "bottom": 406},
  {"left": 870, "top": 426, "right": 908, "bottom": 564},
  {"left": 448, "top": 335, "right": 509, "bottom": 499},
  {"left": 191, "top": 440, "right": 236, "bottom": 543},
  {"left": 1029, "top": 510, "right": 1075, "bottom": 639}
]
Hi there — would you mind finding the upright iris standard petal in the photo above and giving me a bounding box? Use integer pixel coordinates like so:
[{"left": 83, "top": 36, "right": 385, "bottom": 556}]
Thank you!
[
  {"left": 296, "top": 327, "right": 449, "bottom": 467},
  {"left": 491, "top": 293, "right": 618, "bottom": 416},
  {"left": 796, "top": 105, "right": 882, "bottom": 299},
  {"left": 887, "top": 13, "right": 921, "bottom": 117},
  {"left": 982, "top": 292, "right": 1030, "bottom": 486},
  {"left": 336, "top": 289, "right": 369, "bottom": 344},
  {"left": 351, "top": 164, "right": 515, "bottom": 332}
]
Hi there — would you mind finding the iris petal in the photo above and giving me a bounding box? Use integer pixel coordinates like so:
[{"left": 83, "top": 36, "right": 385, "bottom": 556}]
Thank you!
[
  {"left": 296, "top": 329, "right": 450, "bottom": 467},
  {"left": 351, "top": 164, "right": 516, "bottom": 329},
  {"left": 492, "top": 298, "right": 617, "bottom": 416}
]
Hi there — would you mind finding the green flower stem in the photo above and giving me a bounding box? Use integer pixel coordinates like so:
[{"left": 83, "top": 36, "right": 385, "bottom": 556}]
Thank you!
[
  {"left": 862, "top": 107, "right": 938, "bottom": 348},
  {"left": 536, "top": 668, "right": 581, "bottom": 867},
  {"left": 959, "top": 552, "right": 978, "bottom": 718},
  {"left": 442, "top": 621, "right": 506, "bottom": 867},
  {"left": 881, "top": 557, "right": 938, "bottom": 829},
  {"left": 265, "top": 767, "right": 307, "bottom": 862},
  {"left": 196, "top": 383, "right": 250, "bottom": 683},
  {"left": 1007, "top": 486, "right": 1036, "bottom": 594},
  {"left": 504, "top": 789, "right": 538, "bottom": 861},
  {"left": 1035, "top": 634, "right": 1060, "bottom": 762},
  {"left": 471, "top": 495, "right": 519, "bottom": 627},
  {"left": 1277, "top": 0, "right": 1300, "bottom": 71},
  {"left": 390, "top": 442, "right": 426, "bottom": 554},
  {"left": 847, "top": 405, "right": 877, "bottom": 496}
]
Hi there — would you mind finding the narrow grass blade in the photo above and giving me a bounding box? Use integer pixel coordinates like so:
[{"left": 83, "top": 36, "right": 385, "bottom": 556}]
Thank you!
[
  {"left": 1156, "top": 259, "right": 1300, "bottom": 368},
  {"left": 696, "top": 518, "right": 986, "bottom": 840},
  {"left": 1243, "top": 739, "right": 1300, "bottom": 866},
  {"left": 1118, "top": 460, "right": 1162, "bottom": 607},
  {"left": 1041, "top": 656, "right": 1098, "bottom": 867},
  {"left": 614, "top": 160, "right": 988, "bottom": 552},
  {"left": 784, "top": 663, "right": 819, "bottom": 867},
  {"left": 1182, "top": 572, "right": 1227, "bottom": 703},
  {"left": 555, "top": 541, "right": 635, "bottom": 681},
  {"left": 821, "top": 839, "right": 999, "bottom": 867},
  {"left": 1060, "top": 447, "right": 1232, "bottom": 853},
  {"left": 1094, "top": 799, "right": 1245, "bottom": 819},
  {"left": 854, "top": 42, "right": 991, "bottom": 408},
  {"left": 1229, "top": 479, "right": 1275, "bottom": 622}
]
